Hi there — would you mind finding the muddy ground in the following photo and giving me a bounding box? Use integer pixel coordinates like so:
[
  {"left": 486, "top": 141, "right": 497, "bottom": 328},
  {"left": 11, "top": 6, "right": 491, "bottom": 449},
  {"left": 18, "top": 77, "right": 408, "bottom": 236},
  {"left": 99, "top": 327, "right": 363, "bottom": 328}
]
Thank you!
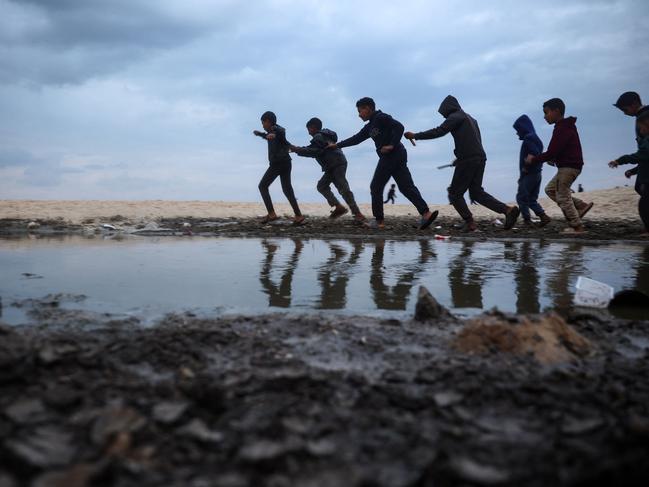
[
  {"left": 1, "top": 214, "right": 647, "bottom": 242},
  {"left": 1, "top": 292, "right": 649, "bottom": 487}
]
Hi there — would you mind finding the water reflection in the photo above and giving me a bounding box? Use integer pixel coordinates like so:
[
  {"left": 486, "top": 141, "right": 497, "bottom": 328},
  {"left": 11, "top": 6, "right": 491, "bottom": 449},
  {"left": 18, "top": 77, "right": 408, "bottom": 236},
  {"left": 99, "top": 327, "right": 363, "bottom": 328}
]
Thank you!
[
  {"left": 316, "top": 241, "right": 363, "bottom": 309},
  {"left": 448, "top": 241, "right": 484, "bottom": 310},
  {"left": 370, "top": 239, "right": 435, "bottom": 310},
  {"left": 504, "top": 241, "right": 541, "bottom": 314},
  {"left": 259, "top": 238, "right": 303, "bottom": 307}
]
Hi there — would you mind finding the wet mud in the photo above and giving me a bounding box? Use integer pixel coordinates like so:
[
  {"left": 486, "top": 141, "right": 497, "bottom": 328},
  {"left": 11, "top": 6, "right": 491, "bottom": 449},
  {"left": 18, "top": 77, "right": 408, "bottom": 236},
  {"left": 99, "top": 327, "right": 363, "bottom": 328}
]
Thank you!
[
  {"left": 1, "top": 215, "right": 648, "bottom": 242},
  {"left": 1, "top": 295, "right": 649, "bottom": 486}
]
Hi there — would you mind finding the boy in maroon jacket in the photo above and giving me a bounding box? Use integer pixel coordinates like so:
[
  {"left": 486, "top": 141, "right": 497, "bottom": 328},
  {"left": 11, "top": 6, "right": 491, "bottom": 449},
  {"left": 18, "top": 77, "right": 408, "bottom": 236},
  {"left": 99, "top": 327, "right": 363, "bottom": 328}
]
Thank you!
[{"left": 525, "top": 98, "right": 594, "bottom": 234}]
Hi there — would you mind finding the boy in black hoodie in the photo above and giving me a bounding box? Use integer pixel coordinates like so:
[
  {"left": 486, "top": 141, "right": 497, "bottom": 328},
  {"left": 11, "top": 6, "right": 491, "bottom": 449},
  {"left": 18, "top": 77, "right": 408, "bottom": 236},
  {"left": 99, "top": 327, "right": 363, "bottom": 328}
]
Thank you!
[
  {"left": 326, "top": 97, "right": 438, "bottom": 230},
  {"left": 405, "top": 95, "right": 519, "bottom": 232},
  {"left": 290, "top": 117, "right": 365, "bottom": 222},
  {"left": 609, "top": 111, "right": 649, "bottom": 236},
  {"left": 254, "top": 111, "right": 304, "bottom": 225}
]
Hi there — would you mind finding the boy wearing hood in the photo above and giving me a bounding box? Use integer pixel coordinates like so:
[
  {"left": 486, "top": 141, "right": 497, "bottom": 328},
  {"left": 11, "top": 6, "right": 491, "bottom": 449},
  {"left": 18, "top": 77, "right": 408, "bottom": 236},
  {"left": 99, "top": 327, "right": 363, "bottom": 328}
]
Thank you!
[
  {"left": 404, "top": 95, "right": 519, "bottom": 232},
  {"left": 254, "top": 111, "right": 304, "bottom": 225},
  {"left": 327, "top": 97, "right": 438, "bottom": 230},
  {"left": 513, "top": 114, "right": 550, "bottom": 226},
  {"left": 609, "top": 110, "right": 649, "bottom": 236},
  {"left": 290, "top": 117, "right": 366, "bottom": 222},
  {"left": 525, "top": 98, "right": 593, "bottom": 234}
]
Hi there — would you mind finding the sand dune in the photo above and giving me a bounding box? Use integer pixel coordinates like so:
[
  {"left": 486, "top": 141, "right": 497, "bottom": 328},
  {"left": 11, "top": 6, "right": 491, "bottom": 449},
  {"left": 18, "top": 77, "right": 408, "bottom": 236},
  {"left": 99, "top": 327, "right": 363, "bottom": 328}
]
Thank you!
[{"left": 0, "top": 186, "right": 640, "bottom": 224}]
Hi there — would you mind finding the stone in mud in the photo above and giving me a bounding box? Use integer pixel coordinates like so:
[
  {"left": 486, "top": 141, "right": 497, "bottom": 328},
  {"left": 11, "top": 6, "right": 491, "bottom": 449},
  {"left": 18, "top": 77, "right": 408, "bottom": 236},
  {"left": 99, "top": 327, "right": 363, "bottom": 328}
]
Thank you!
[
  {"left": 414, "top": 286, "right": 453, "bottom": 322},
  {"left": 0, "top": 473, "right": 16, "bottom": 487},
  {"left": 448, "top": 456, "right": 511, "bottom": 485},
  {"left": 5, "top": 426, "right": 76, "bottom": 468},
  {"left": 91, "top": 405, "right": 146, "bottom": 446},
  {"left": 4, "top": 398, "right": 47, "bottom": 424},
  {"left": 31, "top": 463, "right": 100, "bottom": 487},
  {"left": 177, "top": 418, "right": 224, "bottom": 443},
  {"left": 152, "top": 401, "right": 189, "bottom": 424},
  {"left": 453, "top": 312, "right": 592, "bottom": 364}
]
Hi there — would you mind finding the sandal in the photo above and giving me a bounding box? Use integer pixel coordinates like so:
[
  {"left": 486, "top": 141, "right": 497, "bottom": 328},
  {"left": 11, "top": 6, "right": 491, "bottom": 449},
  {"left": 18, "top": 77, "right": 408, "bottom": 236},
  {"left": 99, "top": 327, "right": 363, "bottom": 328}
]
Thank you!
[
  {"left": 259, "top": 215, "right": 279, "bottom": 224},
  {"left": 419, "top": 210, "right": 439, "bottom": 230}
]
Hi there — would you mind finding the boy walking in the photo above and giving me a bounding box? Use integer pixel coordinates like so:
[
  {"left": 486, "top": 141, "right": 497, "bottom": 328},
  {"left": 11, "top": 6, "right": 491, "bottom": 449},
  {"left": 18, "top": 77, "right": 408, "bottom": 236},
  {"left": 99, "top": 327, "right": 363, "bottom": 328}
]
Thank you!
[
  {"left": 290, "top": 117, "right": 365, "bottom": 222},
  {"left": 525, "top": 98, "right": 593, "bottom": 234},
  {"left": 404, "top": 95, "right": 519, "bottom": 232},
  {"left": 513, "top": 114, "right": 550, "bottom": 226},
  {"left": 384, "top": 184, "right": 397, "bottom": 204},
  {"left": 326, "top": 97, "right": 438, "bottom": 230},
  {"left": 609, "top": 111, "right": 649, "bottom": 236},
  {"left": 254, "top": 111, "right": 304, "bottom": 225},
  {"left": 613, "top": 91, "right": 649, "bottom": 181}
]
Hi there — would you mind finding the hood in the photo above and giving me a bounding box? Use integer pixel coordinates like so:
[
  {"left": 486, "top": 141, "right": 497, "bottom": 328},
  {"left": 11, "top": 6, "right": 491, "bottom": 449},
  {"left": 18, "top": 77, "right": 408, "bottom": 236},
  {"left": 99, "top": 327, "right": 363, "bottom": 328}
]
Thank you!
[
  {"left": 318, "top": 128, "right": 338, "bottom": 143},
  {"left": 557, "top": 116, "right": 577, "bottom": 127},
  {"left": 438, "top": 95, "right": 462, "bottom": 117},
  {"left": 513, "top": 114, "right": 536, "bottom": 140}
]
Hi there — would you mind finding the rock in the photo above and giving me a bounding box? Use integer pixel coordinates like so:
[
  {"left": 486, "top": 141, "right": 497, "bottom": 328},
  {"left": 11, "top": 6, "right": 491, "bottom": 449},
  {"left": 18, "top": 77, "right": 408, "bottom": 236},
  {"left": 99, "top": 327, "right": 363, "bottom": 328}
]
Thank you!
[
  {"left": 177, "top": 418, "right": 223, "bottom": 443},
  {"left": 561, "top": 417, "right": 604, "bottom": 435},
  {"left": 91, "top": 406, "right": 146, "bottom": 446},
  {"left": 433, "top": 391, "right": 463, "bottom": 408},
  {"left": 152, "top": 401, "right": 189, "bottom": 424},
  {"left": 0, "top": 473, "right": 16, "bottom": 487},
  {"left": 5, "top": 398, "right": 47, "bottom": 424},
  {"left": 31, "top": 463, "right": 99, "bottom": 487},
  {"left": 238, "top": 439, "right": 298, "bottom": 462},
  {"left": 414, "top": 286, "right": 453, "bottom": 321},
  {"left": 27, "top": 221, "right": 40, "bottom": 230},
  {"left": 448, "top": 456, "right": 511, "bottom": 485},
  {"left": 5, "top": 427, "right": 75, "bottom": 468}
]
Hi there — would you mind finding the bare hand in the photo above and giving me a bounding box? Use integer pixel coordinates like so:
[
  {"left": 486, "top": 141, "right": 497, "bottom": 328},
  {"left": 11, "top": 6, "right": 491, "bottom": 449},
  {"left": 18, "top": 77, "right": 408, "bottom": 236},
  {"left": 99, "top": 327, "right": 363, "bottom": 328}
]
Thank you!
[
  {"left": 266, "top": 133, "right": 276, "bottom": 140},
  {"left": 524, "top": 154, "right": 535, "bottom": 164},
  {"left": 404, "top": 131, "right": 415, "bottom": 140},
  {"left": 608, "top": 160, "right": 619, "bottom": 168},
  {"left": 380, "top": 145, "right": 394, "bottom": 154},
  {"left": 625, "top": 170, "right": 633, "bottom": 178},
  {"left": 288, "top": 145, "right": 297, "bottom": 152},
  {"left": 253, "top": 130, "right": 264, "bottom": 137}
]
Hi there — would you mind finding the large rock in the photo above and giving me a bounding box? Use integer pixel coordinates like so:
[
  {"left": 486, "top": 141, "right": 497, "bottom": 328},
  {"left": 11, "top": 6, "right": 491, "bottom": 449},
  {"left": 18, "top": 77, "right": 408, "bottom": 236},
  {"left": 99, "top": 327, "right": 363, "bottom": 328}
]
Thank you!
[{"left": 414, "top": 286, "right": 453, "bottom": 322}]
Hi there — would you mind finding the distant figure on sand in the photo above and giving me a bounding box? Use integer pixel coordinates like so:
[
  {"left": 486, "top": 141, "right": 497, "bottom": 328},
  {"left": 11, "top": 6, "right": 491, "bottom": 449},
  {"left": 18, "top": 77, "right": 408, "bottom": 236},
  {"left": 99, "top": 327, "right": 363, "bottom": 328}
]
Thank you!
[
  {"left": 384, "top": 184, "right": 397, "bottom": 204},
  {"left": 514, "top": 114, "right": 550, "bottom": 227},
  {"left": 613, "top": 91, "right": 649, "bottom": 182},
  {"left": 578, "top": 184, "right": 584, "bottom": 193},
  {"left": 254, "top": 111, "right": 304, "bottom": 225},
  {"left": 609, "top": 110, "right": 649, "bottom": 237},
  {"left": 290, "top": 117, "right": 365, "bottom": 222},
  {"left": 525, "top": 98, "right": 594, "bottom": 234},
  {"left": 405, "top": 95, "right": 519, "bottom": 232},
  {"left": 326, "top": 97, "right": 438, "bottom": 230}
]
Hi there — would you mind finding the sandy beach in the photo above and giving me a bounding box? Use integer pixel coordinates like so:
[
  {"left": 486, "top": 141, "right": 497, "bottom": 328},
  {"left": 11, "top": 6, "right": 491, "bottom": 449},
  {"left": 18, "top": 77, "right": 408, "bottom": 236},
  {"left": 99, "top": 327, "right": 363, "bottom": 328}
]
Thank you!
[{"left": 0, "top": 186, "right": 640, "bottom": 224}]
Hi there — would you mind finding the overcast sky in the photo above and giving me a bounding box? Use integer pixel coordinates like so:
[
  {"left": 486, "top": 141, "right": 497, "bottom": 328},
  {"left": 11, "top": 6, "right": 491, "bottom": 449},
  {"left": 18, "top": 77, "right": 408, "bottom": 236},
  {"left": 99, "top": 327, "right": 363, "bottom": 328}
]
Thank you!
[{"left": 1, "top": 0, "right": 648, "bottom": 203}]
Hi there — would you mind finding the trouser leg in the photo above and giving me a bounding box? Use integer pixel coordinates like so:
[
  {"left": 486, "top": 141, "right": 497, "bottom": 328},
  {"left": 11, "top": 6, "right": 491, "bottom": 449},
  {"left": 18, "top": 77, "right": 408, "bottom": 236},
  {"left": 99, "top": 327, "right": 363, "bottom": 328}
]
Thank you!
[
  {"left": 370, "top": 161, "right": 393, "bottom": 221},
  {"left": 639, "top": 184, "right": 649, "bottom": 231},
  {"left": 317, "top": 171, "right": 339, "bottom": 207},
  {"left": 331, "top": 165, "right": 361, "bottom": 215},
  {"left": 448, "top": 161, "right": 477, "bottom": 221},
  {"left": 516, "top": 178, "right": 531, "bottom": 220},
  {"left": 467, "top": 160, "right": 508, "bottom": 214},
  {"left": 553, "top": 168, "right": 581, "bottom": 227},
  {"left": 278, "top": 164, "right": 302, "bottom": 216},
  {"left": 392, "top": 160, "right": 429, "bottom": 215},
  {"left": 258, "top": 165, "right": 280, "bottom": 214}
]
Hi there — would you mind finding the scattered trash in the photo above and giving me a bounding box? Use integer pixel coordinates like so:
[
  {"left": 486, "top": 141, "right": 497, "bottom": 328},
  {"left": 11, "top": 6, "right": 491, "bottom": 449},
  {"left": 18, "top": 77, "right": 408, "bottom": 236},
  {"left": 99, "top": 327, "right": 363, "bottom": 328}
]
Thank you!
[
  {"left": 27, "top": 221, "right": 40, "bottom": 230},
  {"left": 434, "top": 225, "right": 442, "bottom": 230},
  {"left": 101, "top": 224, "right": 117, "bottom": 231},
  {"left": 574, "top": 276, "right": 614, "bottom": 308},
  {"left": 434, "top": 234, "right": 451, "bottom": 240},
  {"left": 491, "top": 218, "right": 503, "bottom": 226},
  {"left": 182, "top": 222, "right": 191, "bottom": 228}
]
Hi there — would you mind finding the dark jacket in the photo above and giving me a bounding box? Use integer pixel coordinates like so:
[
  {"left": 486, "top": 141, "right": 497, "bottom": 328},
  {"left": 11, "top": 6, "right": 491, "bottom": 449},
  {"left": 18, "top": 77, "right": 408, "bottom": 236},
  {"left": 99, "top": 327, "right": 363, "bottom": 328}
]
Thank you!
[
  {"left": 336, "top": 110, "right": 407, "bottom": 162},
  {"left": 636, "top": 106, "right": 649, "bottom": 146},
  {"left": 255, "top": 124, "right": 291, "bottom": 165},
  {"left": 413, "top": 95, "right": 486, "bottom": 162},
  {"left": 514, "top": 115, "right": 544, "bottom": 175},
  {"left": 531, "top": 117, "right": 584, "bottom": 170},
  {"left": 293, "top": 129, "right": 347, "bottom": 172},
  {"left": 617, "top": 136, "right": 649, "bottom": 192}
]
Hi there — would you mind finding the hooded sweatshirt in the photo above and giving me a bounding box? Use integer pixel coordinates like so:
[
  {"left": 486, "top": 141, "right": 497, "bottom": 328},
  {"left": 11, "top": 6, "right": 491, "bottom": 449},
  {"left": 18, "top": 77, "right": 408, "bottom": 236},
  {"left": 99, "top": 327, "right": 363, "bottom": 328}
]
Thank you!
[
  {"left": 530, "top": 117, "right": 583, "bottom": 170},
  {"left": 336, "top": 110, "right": 406, "bottom": 162},
  {"left": 255, "top": 124, "right": 292, "bottom": 165},
  {"left": 617, "top": 136, "right": 649, "bottom": 192},
  {"left": 513, "top": 115, "right": 544, "bottom": 175},
  {"left": 293, "top": 128, "right": 347, "bottom": 172},
  {"left": 413, "top": 95, "right": 486, "bottom": 162}
]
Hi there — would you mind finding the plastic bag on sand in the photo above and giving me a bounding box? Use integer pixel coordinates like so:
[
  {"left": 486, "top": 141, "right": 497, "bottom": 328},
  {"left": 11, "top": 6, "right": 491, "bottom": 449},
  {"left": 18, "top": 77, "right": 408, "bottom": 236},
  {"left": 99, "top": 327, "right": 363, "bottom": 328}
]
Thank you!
[{"left": 574, "top": 276, "right": 614, "bottom": 308}]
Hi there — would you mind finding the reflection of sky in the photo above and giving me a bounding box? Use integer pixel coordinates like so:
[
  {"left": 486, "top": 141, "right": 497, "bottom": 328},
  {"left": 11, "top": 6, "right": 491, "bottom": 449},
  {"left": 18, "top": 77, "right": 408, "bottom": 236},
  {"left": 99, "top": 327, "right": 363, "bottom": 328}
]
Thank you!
[
  {"left": 0, "top": 0, "right": 648, "bottom": 202},
  {"left": 1, "top": 236, "right": 647, "bottom": 324}
]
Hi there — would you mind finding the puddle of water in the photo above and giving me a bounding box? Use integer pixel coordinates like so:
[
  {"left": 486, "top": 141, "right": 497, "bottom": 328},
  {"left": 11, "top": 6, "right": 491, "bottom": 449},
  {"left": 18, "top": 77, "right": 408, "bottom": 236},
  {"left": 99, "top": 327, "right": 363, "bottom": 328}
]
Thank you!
[{"left": 1, "top": 235, "right": 648, "bottom": 325}]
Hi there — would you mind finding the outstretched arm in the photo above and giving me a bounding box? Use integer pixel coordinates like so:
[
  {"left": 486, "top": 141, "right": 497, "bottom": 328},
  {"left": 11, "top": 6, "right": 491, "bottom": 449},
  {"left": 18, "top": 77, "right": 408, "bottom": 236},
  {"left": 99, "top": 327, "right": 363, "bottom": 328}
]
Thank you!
[
  {"left": 406, "top": 114, "right": 463, "bottom": 141},
  {"left": 334, "top": 125, "right": 370, "bottom": 149}
]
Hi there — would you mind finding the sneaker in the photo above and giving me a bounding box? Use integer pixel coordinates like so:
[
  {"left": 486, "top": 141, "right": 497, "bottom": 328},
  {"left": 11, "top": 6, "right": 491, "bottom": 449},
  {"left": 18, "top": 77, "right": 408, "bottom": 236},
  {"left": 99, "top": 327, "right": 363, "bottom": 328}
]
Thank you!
[
  {"left": 364, "top": 220, "right": 385, "bottom": 230},
  {"left": 329, "top": 207, "right": 349, "bottom": 219},
  {"left": 419, "top": 210, "right": 439, "bottom": 230},
  {"left": 578, "top": 202, "right": 594, "bottom": 219},
  {"left": 539, "top": 214, "right": 551, "bottom": 227},
  {"left": 504, "top": 206, "right": 520, "bottom": 230}
]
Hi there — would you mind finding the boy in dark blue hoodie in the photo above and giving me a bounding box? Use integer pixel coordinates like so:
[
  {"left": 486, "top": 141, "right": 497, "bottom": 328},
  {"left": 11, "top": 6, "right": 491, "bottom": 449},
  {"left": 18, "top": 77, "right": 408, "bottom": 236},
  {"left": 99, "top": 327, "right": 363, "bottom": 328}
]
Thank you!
[{"left": 514, "top": 115, "right": 550, "bottom": 226}]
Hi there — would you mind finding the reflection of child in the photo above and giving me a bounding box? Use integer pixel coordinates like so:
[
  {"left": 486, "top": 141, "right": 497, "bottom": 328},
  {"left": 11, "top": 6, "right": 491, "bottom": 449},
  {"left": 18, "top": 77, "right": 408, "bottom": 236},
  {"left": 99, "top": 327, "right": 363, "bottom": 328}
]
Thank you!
[
  {"left": 384, "top": 184, "right": 396, "bottom": 204},
  {"left": 609, "top": 111, "right": 649, "bottom": 236}
]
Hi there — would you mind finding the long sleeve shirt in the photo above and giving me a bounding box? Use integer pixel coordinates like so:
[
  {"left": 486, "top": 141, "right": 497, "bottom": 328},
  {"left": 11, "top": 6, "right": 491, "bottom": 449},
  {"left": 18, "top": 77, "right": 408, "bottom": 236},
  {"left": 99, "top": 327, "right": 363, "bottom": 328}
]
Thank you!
[
  {"left": 530, "top": 117, "right": 583, "bottom": 170},
  {"left": 337, "top": 110, "right": 406, "bottom": 161}
]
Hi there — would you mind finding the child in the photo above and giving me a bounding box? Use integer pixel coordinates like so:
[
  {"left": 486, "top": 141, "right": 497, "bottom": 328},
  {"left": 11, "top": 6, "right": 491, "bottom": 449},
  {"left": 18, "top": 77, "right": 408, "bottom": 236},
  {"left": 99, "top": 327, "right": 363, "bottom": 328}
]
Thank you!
[
  {"left": 609, "top": 111, "right": 649, "bottom": 236},
  {"left": 254, "top": 111, "right": 304, "bottom": 225},
  {"left": 404, "top": 95, "right": 519, "bottom": 232},
  {"left": 513, "top": 114, "right": 550, "bottom": 226},
  {"left": 327, "top": 97, "right": 438, "bottom": 230},
  {"left": 384, "top": 184, "right": 396, "bottom": 204},
  {"left": 290, "top": 117, "right": 365, "bottom": 222},
  {"left": 613, "top": 91, "right": 649, "bottom": 181},
  {"left": 525, "top": 98, "right": 594, "bottom": 234}
]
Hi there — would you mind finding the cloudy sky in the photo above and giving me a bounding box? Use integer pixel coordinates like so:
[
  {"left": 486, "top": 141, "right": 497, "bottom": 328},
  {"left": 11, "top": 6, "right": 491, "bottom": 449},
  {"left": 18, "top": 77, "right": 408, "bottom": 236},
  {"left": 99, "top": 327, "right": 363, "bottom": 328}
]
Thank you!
[{"left": 1, "top": 0, "right": 648, "bottom": 203}]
